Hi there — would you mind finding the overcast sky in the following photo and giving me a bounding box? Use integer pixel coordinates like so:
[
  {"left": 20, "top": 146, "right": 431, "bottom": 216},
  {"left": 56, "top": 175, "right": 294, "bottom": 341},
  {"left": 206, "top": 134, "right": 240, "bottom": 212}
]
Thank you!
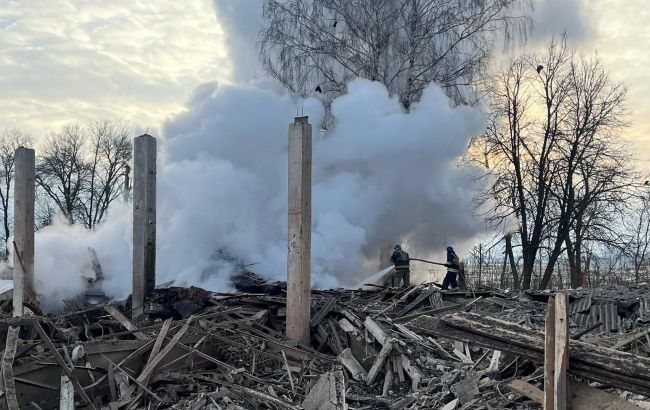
[{"left": 1, "top": 0, "right": 649, "bottom": 164}]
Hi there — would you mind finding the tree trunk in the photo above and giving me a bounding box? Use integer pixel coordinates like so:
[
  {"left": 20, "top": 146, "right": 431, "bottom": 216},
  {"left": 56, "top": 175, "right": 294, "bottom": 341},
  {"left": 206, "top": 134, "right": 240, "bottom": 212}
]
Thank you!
[{"left": 505, "top": 234, "right": 519, "bottom": 289}]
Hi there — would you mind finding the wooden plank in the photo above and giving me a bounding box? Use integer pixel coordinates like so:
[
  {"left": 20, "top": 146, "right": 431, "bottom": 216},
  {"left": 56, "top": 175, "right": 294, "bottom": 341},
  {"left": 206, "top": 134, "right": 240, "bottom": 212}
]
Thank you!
[
  {"left": 281, "top": 350, "right": 295, "bottom": 392},
  {"left": 394, "top": 287, "right": 437, "bottom": 317},
  {"left": 488, "top": 350, "right": 502, "bottom": 372},
  {"left": 554, "top": 293, "right": 569, "bottom": 410},
  {"left": 148, "top": 319, "right": 172, "bottom": 364},
  {"left": 367, "top": 340, "right": 394, "bottom": 385},
  {"left": 104, "top": 305, "right": 147, "bottom": 340},
  {"left": 117, "top": 317, "right": 192, "bottom": 405},
  {"left": 302, "top": 370, "right": 345, "bottom": 410},
  {"left": 310, "top": 296, "right": 337, "bottom": 327},
  {"left": 382, "top": 362, "right": 393, "bottom": 396},
  {"left": 394, "top": 355, "right": 405, "bottom": 383},
  {"left": 410, "top": 313, "right": 650, "bottom": 397},
  {"left": 507, "top": 379, "right": 544, "bottom": 404},
  {"left": 364, "top": 316, "right": 388, "bottom": 345},
  {"left": 2, "top": 326, "right": 20, "bottom": 410},
  {"left": 33, "top": 322, "right": 97, "bottom": 409},
  {"left": 100, "top": 354, "right": 164, "bottom": 404},
  {"left": 392, "top": 304, "right": 463, "bottom": 323},
  {"left": 400, "top": 354, "right": 421, "bottom": 392},
  {"left": 545, "top": 296, "right": 556, "bottom": 410},
  {"left": 339, "top": 348, "right": 367, "bottom": 382},
  {"left": 613, "top": 326, "right": 650, "bottom": 350},
  {"left": 59, "top": 375, "right": 74, "bottom": 410}
]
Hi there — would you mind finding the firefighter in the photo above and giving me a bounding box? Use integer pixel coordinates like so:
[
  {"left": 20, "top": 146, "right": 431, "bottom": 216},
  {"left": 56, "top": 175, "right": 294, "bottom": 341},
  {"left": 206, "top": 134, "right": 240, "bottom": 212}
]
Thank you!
[
  {"left": 390, "top": 244, "right": 411, "bottom": 287},
  {"left": 442, "top": 246, "right": 460, "bottom": 290}
]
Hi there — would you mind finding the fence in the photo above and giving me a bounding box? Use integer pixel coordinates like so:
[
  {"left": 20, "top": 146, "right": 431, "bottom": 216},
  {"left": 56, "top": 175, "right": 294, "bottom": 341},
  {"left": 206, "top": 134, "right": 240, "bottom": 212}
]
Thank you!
[{"left": 462, "top": 255, "right": 650, "bottom": 290}]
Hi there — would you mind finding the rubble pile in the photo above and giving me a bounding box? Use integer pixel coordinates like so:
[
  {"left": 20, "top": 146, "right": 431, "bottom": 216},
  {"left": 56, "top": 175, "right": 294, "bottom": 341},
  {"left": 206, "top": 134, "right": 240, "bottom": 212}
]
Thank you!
[{"left": 1, "top": 280, "right": 650, "bottom": 409}]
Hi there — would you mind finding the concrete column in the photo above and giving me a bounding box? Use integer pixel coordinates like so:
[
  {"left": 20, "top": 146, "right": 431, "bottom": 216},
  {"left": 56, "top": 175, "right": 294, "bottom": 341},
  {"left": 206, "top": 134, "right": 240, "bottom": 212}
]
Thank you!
[
  {"left": 132, "top": 134, "right": 156, "bottom": 317},
  {"left": 286, "top": 116, "right": 312, "bottom": 345},
  {"left": 13, "top": 147, "right": 35, "bottom": 317}
]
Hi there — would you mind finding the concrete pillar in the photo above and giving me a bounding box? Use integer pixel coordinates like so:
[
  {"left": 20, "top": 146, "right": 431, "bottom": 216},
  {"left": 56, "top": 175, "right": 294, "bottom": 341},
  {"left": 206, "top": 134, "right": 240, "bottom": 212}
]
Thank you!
[
  {"left": 13, "top": 147, "right": 35, "bottom": 317},
  {"left": 132, "top": 135, "right": 156, "bottom": 317},
  {"left": 286, "top": 116, "right": 312, "bottom": 345}
]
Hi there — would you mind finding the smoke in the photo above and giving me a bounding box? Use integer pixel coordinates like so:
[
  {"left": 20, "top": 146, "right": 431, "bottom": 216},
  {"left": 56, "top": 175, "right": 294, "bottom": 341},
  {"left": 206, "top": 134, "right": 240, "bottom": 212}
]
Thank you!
[
  {"left": 25, "top": 0, "right": 486, "bottom": 308},
  {"left": 29, "top": 78, "right": 484, "bottom": 307}
]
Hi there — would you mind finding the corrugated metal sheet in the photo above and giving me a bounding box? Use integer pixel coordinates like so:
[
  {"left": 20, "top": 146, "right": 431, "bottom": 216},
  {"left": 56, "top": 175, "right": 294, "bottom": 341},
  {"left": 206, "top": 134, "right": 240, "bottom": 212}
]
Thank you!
[
  {"left": 592, "top": 303, "right": 621, "bottom": 333},
  {"left": 640, "top": 296, "right": 650, "bottom": 321},
  {"left": 573, "top": 312, "right": 593, "bottom": 329},
  {"left": 570, "top": 293, "right": 592, "bottom": 314}
]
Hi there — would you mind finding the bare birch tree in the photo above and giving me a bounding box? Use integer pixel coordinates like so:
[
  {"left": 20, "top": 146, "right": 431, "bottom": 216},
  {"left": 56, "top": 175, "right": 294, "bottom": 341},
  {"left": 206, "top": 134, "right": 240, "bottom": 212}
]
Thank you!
[{"left": 259, "top": 0, "right": 531, "bottom": 109}]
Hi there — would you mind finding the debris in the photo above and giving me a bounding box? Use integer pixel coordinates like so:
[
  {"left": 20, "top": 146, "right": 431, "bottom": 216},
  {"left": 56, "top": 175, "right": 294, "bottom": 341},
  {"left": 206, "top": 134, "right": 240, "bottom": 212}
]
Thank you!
[
  {"left": 2, "top": 282, "right": 649, "bottom": 409},
  {"left": 302, "top": 370, "right": 345, "bottom": 410}
]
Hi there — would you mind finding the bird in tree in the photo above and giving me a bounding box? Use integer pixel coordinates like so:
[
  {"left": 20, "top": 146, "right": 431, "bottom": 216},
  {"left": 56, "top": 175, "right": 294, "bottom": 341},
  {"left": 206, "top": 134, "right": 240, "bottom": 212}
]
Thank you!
[{"left": 536, "top": 64, "right": 544, "bottom": 73}]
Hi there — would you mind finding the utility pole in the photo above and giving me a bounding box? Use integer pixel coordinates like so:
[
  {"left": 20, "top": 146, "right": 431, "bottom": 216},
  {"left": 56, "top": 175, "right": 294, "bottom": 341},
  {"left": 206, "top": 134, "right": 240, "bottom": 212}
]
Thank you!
[{"left": 286, "top": 116, "right": 312, "bottom": 345}]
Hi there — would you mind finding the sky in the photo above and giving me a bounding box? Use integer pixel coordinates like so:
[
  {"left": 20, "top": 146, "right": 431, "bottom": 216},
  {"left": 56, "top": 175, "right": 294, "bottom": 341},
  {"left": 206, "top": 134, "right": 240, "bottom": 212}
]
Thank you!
[
  {"left": 0, "top": 0, "right": 649, "bottom": 161},
  {"left": 0, "top": 0, "right": 229, "bottom": 136}
]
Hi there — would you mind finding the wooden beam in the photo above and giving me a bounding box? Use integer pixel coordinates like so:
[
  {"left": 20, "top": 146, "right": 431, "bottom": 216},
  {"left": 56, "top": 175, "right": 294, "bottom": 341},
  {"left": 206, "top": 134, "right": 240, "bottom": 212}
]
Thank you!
[
  {"left": 394, "top": 288, "right": 437, "bottom": 317},
  {"left": 410, "top": 312, "right": 650, "bottom": 396},
  {"left": 2, "top": 326, "right": 20, "bottom": 409},
  {"left": 507, "top": 379, "right": 544, "bottom": 404},
  {"left": 545, "top": 296, "right": 556, "bottom": 410},
  {"left": 339, "top": 348, "right": 367, "bottom": 382},
  {"left": 612, "top": 326, "right": 650, "bottom": 350},
  {"left": 310, "top": 296, "right": 336, "bottom": 327},
  {"left": 554, "top": 293, "right": 569, "bottom": 410},
  {"left": 104, "top": 305, "right": 147, "bottom": 340},
  {"left": 286, "top": 116, "right": 312, "bottom": 346},
  {"left": 33, "top": 322, "right": 97, "bottom": 409},
  {"left": 364, "top": 316, "right": 389, "bottom": 345},
  {"left": 367, "top": 340, "right": 394, "bottom": 385},
  {"left": 59, "top": 375, "right": 74, "bottom": 410}
]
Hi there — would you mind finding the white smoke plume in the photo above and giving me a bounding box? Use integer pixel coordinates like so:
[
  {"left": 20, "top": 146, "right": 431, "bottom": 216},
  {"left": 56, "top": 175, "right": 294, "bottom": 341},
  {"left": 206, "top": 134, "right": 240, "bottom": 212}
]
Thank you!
[
  {"left": 25, "top": 1, "right": 487, "bottom": 308},
  {"left": 30, "top": 78, "right": 484, "bottom": 307}
]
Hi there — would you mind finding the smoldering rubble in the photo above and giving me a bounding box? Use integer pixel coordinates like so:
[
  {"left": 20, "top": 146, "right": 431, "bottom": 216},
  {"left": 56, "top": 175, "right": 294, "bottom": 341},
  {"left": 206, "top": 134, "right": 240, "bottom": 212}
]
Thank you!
[{"left": 1, "top": 277, "right": 650, "bottom": 409}]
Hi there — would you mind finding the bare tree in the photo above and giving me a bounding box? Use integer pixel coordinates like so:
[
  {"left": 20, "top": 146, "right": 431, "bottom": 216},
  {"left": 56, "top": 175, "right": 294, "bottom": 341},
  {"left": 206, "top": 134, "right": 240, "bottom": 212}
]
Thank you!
[
  {"left": 623, "top": 191, "right": 650, "bottom": 283},
  {"left": 36, "top": 125, "right": 89, "bottom": 223},
  {"left": 0, "top": 129, "right": 31, "bottom": 259},
  {"left": 539, "top": 54, "right": 630, "bottom": 288},
  {"left": 79, "top": 119, "right": 132, "bottom": 229},
  {"left": 474, "top": 38, "right": 632, "bottom": 289},
  {"left": 473, "top": 38, "right": 570, "bottom": 288},
  {"left": 36, "top": 120, "right": 132, "bottom": 228},
  {"left": 259, "top": 0, "right": 531, "bottom": 109}
]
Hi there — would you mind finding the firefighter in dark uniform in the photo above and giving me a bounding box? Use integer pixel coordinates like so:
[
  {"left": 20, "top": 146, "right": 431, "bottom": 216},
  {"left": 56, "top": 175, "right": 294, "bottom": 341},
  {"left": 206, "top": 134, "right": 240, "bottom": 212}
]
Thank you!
[
  {"left": 442, "top": 246, "right": 460, "bottom": 290},
  {"left": 390, "top": 244, "right": 411, "bottom": 287}
]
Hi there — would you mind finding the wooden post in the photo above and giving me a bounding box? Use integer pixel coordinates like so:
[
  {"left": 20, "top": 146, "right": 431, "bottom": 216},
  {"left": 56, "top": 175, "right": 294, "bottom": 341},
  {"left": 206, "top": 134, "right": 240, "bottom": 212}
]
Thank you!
[
  {"left": 13, "top": 147, "right": 35, "bottom": 317},
  {"left": 132, "top": 135, "right": 156, "bottom": 317},
  {"left": 286, "top": 116, "right": 312, "bottom": 345},
  {"left": 544, "top": 296, "right": 556, "bottom": 410},
  {"left": 554, "top": 293, "right": 569, "bottom": 410},
  {"left": 544, "top": 293, "right": 569, "bottom": 410}
]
